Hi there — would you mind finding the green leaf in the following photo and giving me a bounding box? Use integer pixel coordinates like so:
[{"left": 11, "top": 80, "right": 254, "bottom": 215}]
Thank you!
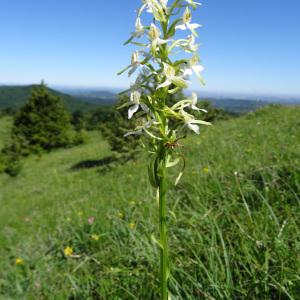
[
  {"left": 170, "top": 77, "right": 188, "bottom": 88},
  {"left": 166, "top": 157, "right": 180, "bottom": 168},
  {"left": 169, "top": 210, "right": 177, "bottom": 220},
  {"left": 131, "top": 42, "right": 148, "bottom": 47},
  {"left": 168, "top": 86, "right": 181, "bottom": 94},
  {"left": 151, "top": 234, "right": 163, "bottom": 249},
  {"left": 123, "top": 35, "right": 134, "bottom": 46},
  {"left": 148, "top": 158, "right": 159, "bottom": 188},
  {"left": 116, "top": 102, "right": 131, "bottom": 110},
  {"left": 175, "top": 171, "right": 183, "bottom": 186},
  {"left": 166, "top": 18, "right": 182, "bottom": 38},
  {"left": 174, "top": 59, "right": 189, "bottom": 66},
  {"left": 117, "top": 65, "right": 130, "bottom": 76}
]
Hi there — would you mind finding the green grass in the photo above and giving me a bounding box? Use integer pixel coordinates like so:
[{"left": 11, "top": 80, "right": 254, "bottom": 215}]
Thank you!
[{"left": 0, "top": 105, "right": 299, "bottom": 299}]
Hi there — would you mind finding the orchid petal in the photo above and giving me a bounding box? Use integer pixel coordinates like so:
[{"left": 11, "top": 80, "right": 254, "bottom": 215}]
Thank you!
[
  {"left": 128, "top": 104, "right": 139, "bottom": 119},
  {"left": 187, "top": 123, "right": 200, "bottom": 134},
  {"left": 157, "top": 79, "right": 172, "bottom": 89},
  {"left": 175, "top": 24, "right": 187, "bottom": 30}
]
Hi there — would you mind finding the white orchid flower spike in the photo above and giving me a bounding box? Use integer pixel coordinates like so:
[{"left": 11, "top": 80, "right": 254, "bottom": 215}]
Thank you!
[{"left": 118, "top": 1, "right": 211, "bottom": 298}]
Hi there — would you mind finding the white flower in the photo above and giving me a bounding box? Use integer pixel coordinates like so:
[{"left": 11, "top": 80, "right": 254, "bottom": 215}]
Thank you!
[
  {"left": 157, "top": 63, "right": 188, "bottom": 90},
  {"left": 171, "top": 92, "right": 207, "bottom": 112},
  {"left": 124, "top": 118, "right": 154, "bottom": 137},
  {"left": 185, "top": 0, "right": 202, "bottom": 9},
  {"left": 148, "top": 24, "right": 169, "bottom": 54},
  {"left": 189, "top": 92, "right": 207, "bottom": 111},
  {"left": 118, "top": 51, "right": 145, "bottom": 77},
  {"left": 133, "top": 17, "right": 145, "bottom": 38},
  {"left": 128, "top": 90, "right": 141, "bottom": 119},
  {"left": 159, "top": 0, "right": 168, "bottom": 9},
  {"left": 180, "top": 110, "right": 210, "bottom": 134},
  {"left": 175, "top": 7, "right": 201, "bottom": 36},
  {"left": 127, "top": 50, "right": 152, "bottom": 77},
  {"left": 139, "top": 0, "right": 166, "bottom": 21},
  {"left": 144, "top": 0, "right": 157, "bottom": 13},
  {"left": 128, "top": 90, "right": 149, "bottom": 119},
  {"left": 179, "top": 35, "right": 199, "bottom": 53},
  {"left": 183, "top": 55, "right": 204, "bottom": 81},
  {"left": 128, "top": 51, "right": 141, "bottom": 77}
]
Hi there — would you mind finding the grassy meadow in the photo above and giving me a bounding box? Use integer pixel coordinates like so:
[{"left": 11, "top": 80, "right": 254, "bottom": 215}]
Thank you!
[{"left": 0, "top": 105, "right": 299, "bottom": 299}]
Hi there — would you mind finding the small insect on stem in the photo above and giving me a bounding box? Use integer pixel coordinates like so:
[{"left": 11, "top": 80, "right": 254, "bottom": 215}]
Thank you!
[
  {"left": 164, "top": 135, "right": 187, "bottom": 149},
  {"left": 164, "top": 141, "right": 183, "bottom": 149}
]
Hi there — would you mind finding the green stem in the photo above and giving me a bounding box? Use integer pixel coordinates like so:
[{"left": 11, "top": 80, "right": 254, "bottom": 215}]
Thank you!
[{"left": 158, "top": 145, "right": 169, "bottom": 300}]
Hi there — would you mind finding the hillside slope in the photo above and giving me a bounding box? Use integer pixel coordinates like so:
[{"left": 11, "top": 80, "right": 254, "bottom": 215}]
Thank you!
[
  {"left": 0, "top": 106, "right": 299, "bottom": 299},
  {"left": 0, "top": 85, "right": 97, "bottom": 112}
]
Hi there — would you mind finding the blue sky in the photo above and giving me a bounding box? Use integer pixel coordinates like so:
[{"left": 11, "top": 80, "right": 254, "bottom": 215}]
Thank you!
[{"left": 0, "top": 0, "right": 299, "bottom": 96}]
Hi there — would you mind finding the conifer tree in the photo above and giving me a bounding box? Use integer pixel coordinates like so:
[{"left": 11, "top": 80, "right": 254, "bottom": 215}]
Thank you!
[{"left": 11, "top": 82, "right": 72, "bottom": 154}]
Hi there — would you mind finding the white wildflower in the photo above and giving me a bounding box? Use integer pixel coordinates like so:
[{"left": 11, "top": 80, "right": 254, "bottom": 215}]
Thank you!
[
  {"left": 157, "top": 63, "right": 188, "bottom": 90},
  {"left": 171, "top": 92, "right": 207, "bottom": 112},
  {"left": 183, "top": 54, "right": 204, "bottom": 81},
  {"left": 175, "top": 7, "right": 201, "bottom": 36},
  {"left": 128, "top": 91, "right": 149, "bottom": 119},
  {"left": 124, "top": 118, "right": 154, "bottom": 137},
  {"left": 148, "top": 24, "right": 169, "bottom": 54},
  {"left": 185, "top": 0, "right": 202, "bottom": 9},
  {"left": 181, "top": 110, "right": 210, "bottom": 134},
  {"left": 180, "top": 35, "right": 199, "bottom": 53},
  {"left": 133, "top": 17, "right": 145, "bottom": 38}
]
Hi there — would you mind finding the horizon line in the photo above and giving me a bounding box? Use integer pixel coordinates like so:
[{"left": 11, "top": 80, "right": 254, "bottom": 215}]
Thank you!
[{"left": 1, "top": 81, "right": 300, "bottom": 100}]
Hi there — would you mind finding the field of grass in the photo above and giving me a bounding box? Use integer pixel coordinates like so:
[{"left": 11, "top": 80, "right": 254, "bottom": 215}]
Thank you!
[{"left": 0, "top": 105, "right": 299, "bottom": 299}]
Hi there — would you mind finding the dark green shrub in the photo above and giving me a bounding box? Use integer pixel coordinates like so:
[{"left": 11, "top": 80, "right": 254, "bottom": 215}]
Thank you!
[
  {"left": 11, "top": 83, "right": 73, "bottom": 154},
  {"left": 72, "top": 130, "right": 88, "bottom": 146},
  {"left": 1, "top": 137, "right": 23, "bottom": 176},
  {"left": 85, "top": 106, "right": 114, "bottom": 130}
]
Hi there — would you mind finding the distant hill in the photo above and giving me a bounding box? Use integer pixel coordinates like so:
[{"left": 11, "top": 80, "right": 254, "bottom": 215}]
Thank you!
[
  {"left": 206, "top": 98, "right": 269, "bottom": 114},
  {"left": 0, "top": 85, "right": 98, "bottom": 112},
  {"left": 56, "top": 87, "right": 117, "bottom": 105}
]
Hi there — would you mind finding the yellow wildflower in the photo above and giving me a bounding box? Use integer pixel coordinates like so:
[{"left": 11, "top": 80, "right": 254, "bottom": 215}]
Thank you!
[
  {"left": 128, "top": 222, "right": 136, "bottom": 229},
  {"left": 64, "top": 246, "right": 73, "bottom": 257},
  {"left": 15, "top": 258, "right": 24, "bottom": 265},
  {"left": 117, "top": 211, "right": 124, "bottom": 219},
  {"left": 203, "top": 167, "right": 210, "bottom": 174},
  {"left": 91, "top": 234, "right": 100, "bottom": 241}
]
